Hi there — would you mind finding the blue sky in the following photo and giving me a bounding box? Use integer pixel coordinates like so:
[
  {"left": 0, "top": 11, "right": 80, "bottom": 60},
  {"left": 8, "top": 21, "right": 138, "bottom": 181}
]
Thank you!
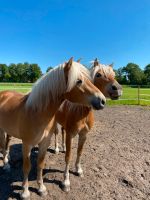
[{"left": 0, "top": 0, "right": 150, "bottom": 72}]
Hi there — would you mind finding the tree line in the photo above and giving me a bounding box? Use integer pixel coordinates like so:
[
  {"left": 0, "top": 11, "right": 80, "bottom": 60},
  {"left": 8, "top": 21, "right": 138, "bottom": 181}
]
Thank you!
[
  {"left": 0, "top": 62, "right": 150, "bottom": 85},
  {"left": 115, "top": 63, "right": 150, "bottom": 85},
  {"left": 0, "top": 63, "right": 42, "bottom": 82}
]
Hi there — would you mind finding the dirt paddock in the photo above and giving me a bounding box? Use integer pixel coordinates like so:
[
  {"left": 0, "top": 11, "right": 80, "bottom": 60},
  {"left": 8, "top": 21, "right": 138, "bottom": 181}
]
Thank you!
[{"left": 0, "top": 106, "right": 150, "bottom": 200}]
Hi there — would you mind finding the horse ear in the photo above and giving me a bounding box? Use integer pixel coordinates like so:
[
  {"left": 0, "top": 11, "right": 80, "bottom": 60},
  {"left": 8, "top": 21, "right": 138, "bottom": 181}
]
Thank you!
[
  {"left": 109, "top": 63, "right": 114, "bottom": 68},
  {"left": 64, "top": 57, "right": 73, "bottom": 71},
  {"left": 94, "top": 58, "right": 99, "bottom": 67},
  {"left": 77, "top": 58, "right": 82, "bottom": 63},
  {"left": 64, "top": 57, "right": 73, "bottom": 83}
]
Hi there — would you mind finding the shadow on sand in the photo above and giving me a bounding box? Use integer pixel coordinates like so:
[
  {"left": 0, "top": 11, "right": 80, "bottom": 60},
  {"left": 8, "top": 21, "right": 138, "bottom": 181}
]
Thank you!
[{"left": 0, "top": 144, "right": 71, "bottom": 200}]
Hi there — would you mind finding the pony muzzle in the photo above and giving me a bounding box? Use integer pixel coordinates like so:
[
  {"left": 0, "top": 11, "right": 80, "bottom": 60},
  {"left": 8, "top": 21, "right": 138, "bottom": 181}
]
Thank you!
[
  {"left": 110, "top": 89, "right": 123, "bottom": 100},
  {"left": 91, "top": 96, "right": 106, "bottom": 110},
  {"left": 109, "top": 83, "right": 123, "bottom": 100}
]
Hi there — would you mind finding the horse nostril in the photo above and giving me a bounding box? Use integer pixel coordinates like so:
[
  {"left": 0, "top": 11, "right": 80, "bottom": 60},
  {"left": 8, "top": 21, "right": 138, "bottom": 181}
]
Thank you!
[
  {"left": 112, "top": 85, "right": 117, "bottom": 90},
  {"left": 101, "top": 99, "right": 105, "bottom": 105}
]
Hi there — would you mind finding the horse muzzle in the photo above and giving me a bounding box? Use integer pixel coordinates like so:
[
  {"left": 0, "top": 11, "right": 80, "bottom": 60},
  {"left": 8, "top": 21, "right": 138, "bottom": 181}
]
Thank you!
[{"left": 91, "top": 97, "right": 106, "bottom": 110}]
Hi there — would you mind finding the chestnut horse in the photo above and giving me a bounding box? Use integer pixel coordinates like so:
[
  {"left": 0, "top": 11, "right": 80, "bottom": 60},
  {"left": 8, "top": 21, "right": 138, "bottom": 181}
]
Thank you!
[
  {"left": 0, "top": 58, "right": 106, "bottom": 199},
  {"left": 53, "top": 59, "right": 122, "bottom": 192}
]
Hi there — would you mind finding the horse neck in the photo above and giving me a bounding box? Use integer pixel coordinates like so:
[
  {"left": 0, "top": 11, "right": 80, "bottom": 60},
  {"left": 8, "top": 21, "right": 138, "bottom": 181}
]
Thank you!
[
  {"left": 62, "top": 100, "right": 92, "bottom": 118},
  {"left": 25, "top": 94, "right": 64, "bottom": 130}
]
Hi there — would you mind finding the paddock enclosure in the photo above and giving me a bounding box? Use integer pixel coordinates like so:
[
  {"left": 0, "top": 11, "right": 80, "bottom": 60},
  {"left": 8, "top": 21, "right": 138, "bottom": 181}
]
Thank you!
[{"left": 0, "top": 105, "right": 149, "bottom": 200}]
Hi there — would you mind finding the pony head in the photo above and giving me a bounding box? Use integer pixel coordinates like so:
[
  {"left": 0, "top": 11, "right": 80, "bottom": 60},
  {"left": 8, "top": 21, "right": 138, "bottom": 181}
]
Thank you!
[
  {"left": 63, "top": 57, "right": 106, "bottom": 110},
  {"left": 91, "top": 58, "right": 122, "bottom": 100}
]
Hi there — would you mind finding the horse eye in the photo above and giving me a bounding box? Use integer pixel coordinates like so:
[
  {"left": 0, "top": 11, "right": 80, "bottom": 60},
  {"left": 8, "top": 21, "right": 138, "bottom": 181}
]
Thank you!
[
  {"left": 76, "top": 79, "right": 82, "bottom": 85},
  {"left": 96, "top": 73, "right": 102, "bottom": 78}
]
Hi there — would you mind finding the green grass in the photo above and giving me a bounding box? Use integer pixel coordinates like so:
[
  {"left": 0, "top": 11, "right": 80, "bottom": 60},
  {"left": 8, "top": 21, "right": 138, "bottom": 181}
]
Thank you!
[
  {"left": 0, "top": 83, "right": 33, "bottom": 93},
  {"left": 108, "top": 85, "right": 150, "bottom": 106},
  {"left": 0, "top": 83, "right": 150, "bottom": 106}
]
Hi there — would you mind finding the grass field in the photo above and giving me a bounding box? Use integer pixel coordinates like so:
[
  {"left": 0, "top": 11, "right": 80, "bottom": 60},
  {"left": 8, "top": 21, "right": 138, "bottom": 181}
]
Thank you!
[
  {"left": 0, "top": 83, "right": 150, "bottom": 106},
  {"left": 0, "top": 83, "right": 32, "bottom": 93},
  {"left": 108, "top": 85, "right": 150, "bottom": 106}
]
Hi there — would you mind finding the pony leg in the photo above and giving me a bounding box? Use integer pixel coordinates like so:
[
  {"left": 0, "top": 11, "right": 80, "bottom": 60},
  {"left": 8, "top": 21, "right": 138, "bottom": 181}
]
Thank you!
[
  {"left": 0, "top": 129, "right": 11, "bottom": 171},
  {"left": 63, "top": 134, "right": 72, "bottom": 192},
  {"left": 61, "top": 127, "right": 66, "bottom": 152},
  {"left": 37, "top": 134, "right": 52, "bottom": 196},
  {"left": 54, "top": 125, "right": 59, "bottom": 154},
  {"left": 75, "top": 131, "right": 87, "bottom": 177},
  {"left": 3, "top": 135, "right": 11, "bottom": 171},
  {"left": 21, "top": 143, "right": 32, "bottom": 200}
]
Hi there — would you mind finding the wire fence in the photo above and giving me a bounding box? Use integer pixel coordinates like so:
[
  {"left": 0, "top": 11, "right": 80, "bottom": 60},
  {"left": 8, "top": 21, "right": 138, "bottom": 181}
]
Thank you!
[{"left": 112, "top": 85, "right": 150, "bottom": 106}]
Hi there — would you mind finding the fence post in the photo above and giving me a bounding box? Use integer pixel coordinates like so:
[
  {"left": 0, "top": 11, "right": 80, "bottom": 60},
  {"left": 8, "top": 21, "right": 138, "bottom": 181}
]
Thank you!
[{"left": 138, "top": 85, "right": 140, "bottom": 105}]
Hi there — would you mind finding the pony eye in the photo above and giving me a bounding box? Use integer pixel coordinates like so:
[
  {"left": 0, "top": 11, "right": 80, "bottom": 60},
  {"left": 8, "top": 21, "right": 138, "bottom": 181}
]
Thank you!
[
  {"left": 76, "top": 79, "right": 82, "bottom": 85},
  {"left": 96, "top": 73, "right": 102, "bottom": 78}
]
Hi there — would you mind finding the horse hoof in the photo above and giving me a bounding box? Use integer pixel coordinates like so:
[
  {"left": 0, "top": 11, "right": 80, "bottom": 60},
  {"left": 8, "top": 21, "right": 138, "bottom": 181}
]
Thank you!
[
  {"left": 38, "top": 190, "right": 48, "bottom": 197},
  {"left": 21, "top": 191, "right": 30, "bottom": 200},
  {"left": 55, "top": 148, "right": 59, "bottom": 154},
  {"left": 77, "top": 172, "right": 84, "bottom": 178},
  {"left": 62, "top": 147, "right": 66, "bottom": 152},
  {"left": 62, "top": 183, "right": 70, "bottom": 192},
  {"left": 38, "top": 185, "right": 48, "bottom": 197}
]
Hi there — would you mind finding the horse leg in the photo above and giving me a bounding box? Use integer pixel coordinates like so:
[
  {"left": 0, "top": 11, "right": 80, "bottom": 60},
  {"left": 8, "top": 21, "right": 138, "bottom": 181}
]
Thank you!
[
  {"left": 54, "top": 125, "right": 59, "bottom": 154},
  {"left": 63, "top": 133, "right": 73, "bottom": 192},
  {"left": 21, "top": 143, "right": 32, "bottom": 200},
  {"left": 3, "top": 134, "right": 12, "bottom": 171},
  {"left": 61, "top": 127, "right": 66, "bottom": 152},
  {"left": 0, "top": 129, "right": 11, "bottom": 171},
  {"left": 75, "top": 130, "right": 87, "bottom": 177},
  {"left": 37, "top": 134, "right": 52, "bottom": 196}
]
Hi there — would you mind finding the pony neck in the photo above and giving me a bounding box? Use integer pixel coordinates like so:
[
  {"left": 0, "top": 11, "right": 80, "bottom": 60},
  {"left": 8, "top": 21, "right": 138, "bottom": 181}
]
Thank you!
[{"left": 25, "top": 64, "right": 66, "bottom": 112}]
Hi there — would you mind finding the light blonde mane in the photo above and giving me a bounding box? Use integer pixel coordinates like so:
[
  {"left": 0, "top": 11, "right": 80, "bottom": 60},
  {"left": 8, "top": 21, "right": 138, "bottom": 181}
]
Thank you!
[
  {"left": 26, "top": 61, "right": 90, "bottom": 111},
  {"left": 90, "top": 63, "right": 115, "bottom": 80}
]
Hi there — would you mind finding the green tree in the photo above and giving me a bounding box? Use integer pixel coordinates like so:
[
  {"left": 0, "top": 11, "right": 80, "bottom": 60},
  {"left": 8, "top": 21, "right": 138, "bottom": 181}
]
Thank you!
[
  {"left": 0, "top": 64, "right": 10, "bottom": 82},
  {"left": 9, "top": 64, "right": 18, "bottom": 82},
  {"left": 115, "top": 67, "right": 128, "bottom": 84},
  {"left": 122, "top": 63, "right": 144, "bottom": 85},
  {"left": 16, "top": 63, "right": 26, "bottom": 82},
  {"left": 46, "top": 66, "right": 53, "bottom": 73},
  {"left": 144, "top": 64, "right": 150, "bottom": 85},
  {"left": 27, "top": 64, "right": 42, "bottom": 82}
]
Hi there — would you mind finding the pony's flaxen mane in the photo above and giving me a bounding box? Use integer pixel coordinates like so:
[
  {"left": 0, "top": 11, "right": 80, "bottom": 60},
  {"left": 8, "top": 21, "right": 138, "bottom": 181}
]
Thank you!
[
  {"left": 90, "top": 63, "right": 115, "bottom": 80},
  {"left": 26, "top": 61, "right": 90, "bottom": 111}
]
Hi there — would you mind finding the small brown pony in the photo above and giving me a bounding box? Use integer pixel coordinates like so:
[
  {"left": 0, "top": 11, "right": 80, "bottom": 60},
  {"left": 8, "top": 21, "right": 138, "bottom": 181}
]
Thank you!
[
  {"left": 53, "top": 59, "right": 122, "bottom": 192},
  {"left": 0, "top": 58, "right": 106, "bottom": 199}
]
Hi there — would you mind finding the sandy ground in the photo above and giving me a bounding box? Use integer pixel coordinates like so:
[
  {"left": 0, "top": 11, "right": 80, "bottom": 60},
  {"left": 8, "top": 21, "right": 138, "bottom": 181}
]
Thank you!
[{"left": 0, "top": 105, "right": 150, "bottom": 200}]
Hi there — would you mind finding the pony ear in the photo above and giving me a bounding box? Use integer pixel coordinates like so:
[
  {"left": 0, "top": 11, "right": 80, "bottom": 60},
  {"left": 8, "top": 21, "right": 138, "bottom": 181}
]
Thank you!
[
  {"left": 93, "top": 58, "right": 99, "bottom": 67},
  {"left": 64, "top": 57, "right": 73, "bottom": 71},
  {"left": 77, "top": 58, "right": 82, "bottom": 63},
  {"left": 64, "top": 57, "right": 73, "bottom": 83},
  {"left": 109, "top": 63, "right": 114, "bottom": 68}
]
